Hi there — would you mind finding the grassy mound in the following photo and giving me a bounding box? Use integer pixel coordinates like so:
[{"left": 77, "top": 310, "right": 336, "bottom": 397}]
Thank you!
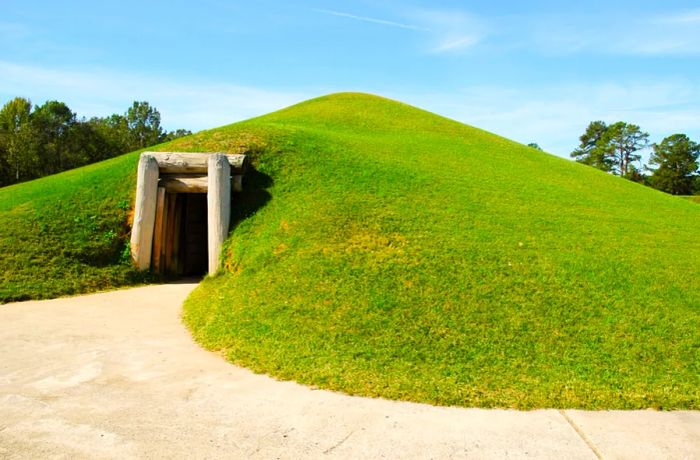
[
  {"left": 178, "top": 93, "right": 699, "bottom": 409},
  {"left": 2, "top": 92, "right": 697, "bottom": 409}
]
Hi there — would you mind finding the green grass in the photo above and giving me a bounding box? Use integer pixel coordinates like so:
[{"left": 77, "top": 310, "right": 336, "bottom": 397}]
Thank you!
[
  {"left": 0, "top": 151, "right": 154, "bottom": 302},
  {"left": 2, "top": 92, "right": 698, "bottom": 409},
  {"left": 682, "top": 195, "right": 700, "bottom": 204}
]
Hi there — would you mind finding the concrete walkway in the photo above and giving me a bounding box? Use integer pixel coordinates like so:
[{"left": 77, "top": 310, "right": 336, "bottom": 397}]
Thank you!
[{"left": 0, "top": 284, "right": 697, "bottom": 459}]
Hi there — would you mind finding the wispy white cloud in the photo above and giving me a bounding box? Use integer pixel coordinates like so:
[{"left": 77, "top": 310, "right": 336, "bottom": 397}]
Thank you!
[
  {"left": 0, "top": 61, "right": 309, "bottom": 131},
  {"left": 526, "top": 9, "right": 700, "bottom": 56},
  {"left": 312, "top": 7, "right": 486, "bottom": 54},
  {"left": 311, "top": 8, "right": 429, "bottom": 32},
  {"left": 657, "top": 9, "right": 700, "bottom": 24},
  {"left": 313, "top": 6, "right": 700, "bottom": 56},
  {"left": 409, "top": 9, "right": 486, "bottom": 54},
  {"left": 431, "top": 35, "right": 480, "bottom": 53}
]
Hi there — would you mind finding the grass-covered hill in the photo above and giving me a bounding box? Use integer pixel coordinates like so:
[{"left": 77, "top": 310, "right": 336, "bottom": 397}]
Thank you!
[
  {"left": 0, "top": 151, "right": 147, "bottom": 302},
  {"left": 2, "top": 93, "right": 699, "bottom": 409}
]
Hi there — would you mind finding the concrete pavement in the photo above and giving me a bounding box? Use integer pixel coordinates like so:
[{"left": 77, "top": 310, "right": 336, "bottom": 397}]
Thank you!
[{"left": 0, "top": 283, "right": 698, "bottom": 459}]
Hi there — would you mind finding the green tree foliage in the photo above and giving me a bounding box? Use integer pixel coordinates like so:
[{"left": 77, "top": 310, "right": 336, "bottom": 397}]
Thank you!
[
  {"left": 527, "top": 142, "right": 542, "bottom": 150},
  {"left": 0, "top": 98, "right": 191, "bottom": 187},
  {"left": 126, "top": 101, "right": 163, "bottom": 149},
  {"left": 571, "top": 121, "right": 649, "bottom": 178},
  {"left": 0, "top": 97, "right": 33, "bottom": 182},
  {"left": 603, "top": 122, "right": 649, "bottom": 178},
  {"left": 31, "top": 101, "right": 77, "bottom": 174},
  {"left": 571, "top": 121, "right": 612, "bottom": 171},
  {"left": 87, "top": 114, "right": 132, "bottom": 158},
  {"left": 648, "top": 134, "right": 700, "bottom": 195}
]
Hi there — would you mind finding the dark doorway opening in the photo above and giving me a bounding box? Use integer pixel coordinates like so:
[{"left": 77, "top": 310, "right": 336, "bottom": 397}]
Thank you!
[
  {"left": 180, "top": 194, "right": 208, "bottom": 276},
  {"left": 152, "top": 192, "right": 208, "bottom": 277}
]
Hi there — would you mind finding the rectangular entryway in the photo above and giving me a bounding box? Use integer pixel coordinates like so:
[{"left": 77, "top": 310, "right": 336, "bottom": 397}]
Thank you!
[
  {"left": 151, "top": 192, "right": 209, "bottom": 277},
  {"left": 130, "top": 152, "right": 249, "bottom": 275}
]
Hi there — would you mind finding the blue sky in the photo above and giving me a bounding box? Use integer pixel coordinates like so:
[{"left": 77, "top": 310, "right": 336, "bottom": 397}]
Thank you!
[{"left": 1, "top": 0, "right": 699, "bottom": 159}]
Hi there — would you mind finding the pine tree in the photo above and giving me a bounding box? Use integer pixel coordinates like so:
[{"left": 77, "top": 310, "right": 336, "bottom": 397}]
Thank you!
[{"left": 649, "top": 134, "right": 699, "bottom": 195}]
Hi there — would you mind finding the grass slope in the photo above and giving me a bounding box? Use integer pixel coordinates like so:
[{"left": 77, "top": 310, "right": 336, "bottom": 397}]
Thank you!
[
  {"left": 0, "top": 151, "right": 151, "bottom": 302},
  {"left": 178, "top": 93, "right": 699, "bottom": 409},
  {"left": 1, "top": 93, "right": 698, "bottom": 409}
]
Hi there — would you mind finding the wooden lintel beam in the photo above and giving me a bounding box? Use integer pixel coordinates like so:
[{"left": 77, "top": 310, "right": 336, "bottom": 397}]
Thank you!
[
  {"left": 146, "top": 152, "right": 249, "bottom": 174},
  {"left": 159, "top": 174, "right": 246, "bottom": 194},
  {"left": 159, "top": 175, "right": 209, "bottom": 193}
]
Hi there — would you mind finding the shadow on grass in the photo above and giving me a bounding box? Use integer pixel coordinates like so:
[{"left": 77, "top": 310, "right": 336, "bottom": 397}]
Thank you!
[{"left": 229, "top": 166, "right": 273, "bottom": 231}]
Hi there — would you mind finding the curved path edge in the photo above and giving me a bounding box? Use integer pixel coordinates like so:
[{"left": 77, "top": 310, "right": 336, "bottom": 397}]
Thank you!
[{"left": 0, "top": 283, "right": 697, "bottom": 459}]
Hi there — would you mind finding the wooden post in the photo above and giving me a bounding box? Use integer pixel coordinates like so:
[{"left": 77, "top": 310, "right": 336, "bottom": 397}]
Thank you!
[
  {"left": 152, "top": 187, "right": 166, "bottom": 272},
  {"left": 130, "top": 154, "right": 159, "bottom": 270},
  {"left": 207, "top": 154, "right": 231, "bottom": 275}
]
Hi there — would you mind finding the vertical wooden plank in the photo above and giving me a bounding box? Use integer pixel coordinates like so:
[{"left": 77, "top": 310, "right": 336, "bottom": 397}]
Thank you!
[
  {"left": 164, "top": 192, "right": 177, "bottom": 273},
  {"left": 171, "top": 194, "right": 182, "bottom": 275},
  {"left": 160, "top": 190, "right": 170, "bottom": 273},
  {"left": 160, "top": 192, "right": 170, "bottom": 273},
  {"left": 207, "top": 154, "right": 231, "bottom": 275},
  {"left": 130, "top": 154, "right": 159, "bottom": 270},
  {"left": 178, "top": 194, "right": 188, "bottom": 276},
  {"left": 152, "top": 186, "right": 166, "bottom": 273},
  {"left": 178, "top": 194, "right": 188, "bottom": 275},
  {"left": 232, "top": 175, "right": 243, "bottom": 192}
]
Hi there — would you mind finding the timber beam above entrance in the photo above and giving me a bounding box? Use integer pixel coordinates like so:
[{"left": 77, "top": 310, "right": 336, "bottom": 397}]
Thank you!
[{"left": 148, "top": 152, "right": 249, "bottom": 174}]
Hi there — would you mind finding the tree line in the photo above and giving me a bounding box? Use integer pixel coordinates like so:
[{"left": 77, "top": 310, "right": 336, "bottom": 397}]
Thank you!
[
  {"left": 569, "top": 121, "right": 699, "bottom": 196},
  {"left": 0, "top": 97, "right": 191, "bottom": 187}
]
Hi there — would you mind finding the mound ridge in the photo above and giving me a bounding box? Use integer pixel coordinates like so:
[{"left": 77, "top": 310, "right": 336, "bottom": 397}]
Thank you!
[{"left": 2, "top": 93, "right": 698, "bottom": 408}]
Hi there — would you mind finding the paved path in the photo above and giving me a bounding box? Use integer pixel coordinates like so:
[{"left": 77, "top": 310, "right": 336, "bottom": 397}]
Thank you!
[{"left": 0, "top": 284, "right": 698, "bottom": 459}]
